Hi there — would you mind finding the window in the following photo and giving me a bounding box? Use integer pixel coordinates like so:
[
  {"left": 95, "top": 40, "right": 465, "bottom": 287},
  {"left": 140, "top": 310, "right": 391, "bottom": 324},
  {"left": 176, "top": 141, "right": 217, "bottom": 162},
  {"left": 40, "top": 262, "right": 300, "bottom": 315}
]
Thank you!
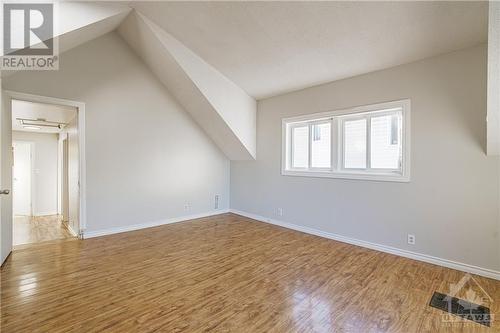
[
  {"left": 311, "top": 122, "right": 331, "bottom": 168},
  {"left": 291, "top": 125, "right": 309, "bottom": 168},
  {"left": 343, "top": 118, "right": 367, "bottom": 169},
  {"left": 282, "top": 99, "right": 410, "bottom": 182}
]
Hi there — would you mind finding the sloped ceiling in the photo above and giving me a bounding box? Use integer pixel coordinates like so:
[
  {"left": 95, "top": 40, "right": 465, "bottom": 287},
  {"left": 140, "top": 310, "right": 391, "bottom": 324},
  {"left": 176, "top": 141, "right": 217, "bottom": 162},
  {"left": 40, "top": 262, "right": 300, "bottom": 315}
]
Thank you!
[
  {"left": 118, "top": 12, "right": 256, "bottom": 160},
  {"left": 3, "top": 1, "right": 492, "bottom": 157},
  {"left": 1, "top": 2, "right": 131, "bottom": 74},
  {"left": 3, "top": 1, "right": 257, "bottom": 160},
  {"left": 56, "top": 2, "right": 131, "bottom": 55}
]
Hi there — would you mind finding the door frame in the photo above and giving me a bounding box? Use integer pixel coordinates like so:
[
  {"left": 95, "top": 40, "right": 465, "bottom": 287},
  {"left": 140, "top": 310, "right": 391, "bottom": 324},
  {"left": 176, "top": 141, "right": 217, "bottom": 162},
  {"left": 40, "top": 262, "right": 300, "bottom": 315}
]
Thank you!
[
  {"left": 4, "top": 90, "right": 87, "bottom": 234},
  {"left": 61, "top": 137, "right": 69, "bottom": 223},
  {"left": 12, "top": 140, "right": 34, "bottom": 216}
]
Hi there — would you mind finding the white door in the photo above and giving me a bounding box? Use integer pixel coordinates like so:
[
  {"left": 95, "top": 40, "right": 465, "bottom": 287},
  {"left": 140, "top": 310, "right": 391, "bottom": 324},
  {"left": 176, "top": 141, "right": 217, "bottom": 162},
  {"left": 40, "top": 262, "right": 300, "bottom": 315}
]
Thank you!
[
  {"left": 1, "top": 90, "right": 13, "bottom": 265},
  {"left": 13, "top": 142, "right": 32, "bottom": 216}
]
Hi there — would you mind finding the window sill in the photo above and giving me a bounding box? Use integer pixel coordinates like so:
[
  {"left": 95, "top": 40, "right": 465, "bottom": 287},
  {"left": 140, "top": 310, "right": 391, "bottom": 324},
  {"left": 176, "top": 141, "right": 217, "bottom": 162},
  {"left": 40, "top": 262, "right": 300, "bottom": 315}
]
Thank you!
[{"left": 281, "top": 169, "right": 410, "bottom": 183}]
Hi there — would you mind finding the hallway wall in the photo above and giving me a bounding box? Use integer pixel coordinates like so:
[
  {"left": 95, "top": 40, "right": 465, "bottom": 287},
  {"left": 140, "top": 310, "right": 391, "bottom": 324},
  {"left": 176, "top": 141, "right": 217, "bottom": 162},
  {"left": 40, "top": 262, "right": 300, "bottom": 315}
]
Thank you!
[{"left": 12, "top": 131, "right": 59, "bottom": 216}]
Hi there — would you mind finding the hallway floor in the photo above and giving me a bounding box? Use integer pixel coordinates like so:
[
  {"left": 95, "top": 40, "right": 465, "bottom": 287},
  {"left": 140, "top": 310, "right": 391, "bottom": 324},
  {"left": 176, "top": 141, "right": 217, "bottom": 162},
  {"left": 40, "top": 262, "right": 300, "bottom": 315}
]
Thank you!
[{"left": 13, "top": 215, "right": 74, "bottom": 246}]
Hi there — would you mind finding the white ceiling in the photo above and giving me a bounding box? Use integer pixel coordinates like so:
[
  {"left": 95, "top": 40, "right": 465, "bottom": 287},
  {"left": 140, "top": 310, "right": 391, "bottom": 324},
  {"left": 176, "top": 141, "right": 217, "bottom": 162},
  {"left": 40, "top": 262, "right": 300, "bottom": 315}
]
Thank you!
[
  {"left": 131, "top": 1, "right": 488, "bottom": 99},
  {"left": 12, "top": 100, "right": 77, "bottom": 134}
]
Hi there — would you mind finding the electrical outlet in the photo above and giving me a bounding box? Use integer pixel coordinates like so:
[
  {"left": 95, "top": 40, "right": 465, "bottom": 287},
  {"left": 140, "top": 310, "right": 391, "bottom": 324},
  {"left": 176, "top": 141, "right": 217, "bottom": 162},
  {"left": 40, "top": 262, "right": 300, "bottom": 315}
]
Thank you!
[
  {"left": 407, "top": 234, "right": 416, "bottom": 245},
  {"left": 277, "top": 208, "right": 284, "bottom": 216},
  {"left": 215, "top": 195, "right": 219, "bottom": 209},
  {"left": 184, "top": 203, "right": 190, "bottom": 211}
]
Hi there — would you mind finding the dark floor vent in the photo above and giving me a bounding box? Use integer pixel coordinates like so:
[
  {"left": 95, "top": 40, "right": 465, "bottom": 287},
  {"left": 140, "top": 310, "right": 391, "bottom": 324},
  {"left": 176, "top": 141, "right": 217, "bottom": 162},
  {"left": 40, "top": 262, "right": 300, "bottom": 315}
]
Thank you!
[{"left": 429, "top": 291, "right": 491, "bottom": 327}]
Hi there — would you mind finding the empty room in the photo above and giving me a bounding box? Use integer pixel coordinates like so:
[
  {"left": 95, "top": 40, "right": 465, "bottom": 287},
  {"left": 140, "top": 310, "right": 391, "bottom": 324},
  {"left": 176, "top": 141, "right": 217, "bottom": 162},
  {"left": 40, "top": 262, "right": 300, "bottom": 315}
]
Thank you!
[{"left": 0, "top": 1, "right": 499, "bottom": 332}]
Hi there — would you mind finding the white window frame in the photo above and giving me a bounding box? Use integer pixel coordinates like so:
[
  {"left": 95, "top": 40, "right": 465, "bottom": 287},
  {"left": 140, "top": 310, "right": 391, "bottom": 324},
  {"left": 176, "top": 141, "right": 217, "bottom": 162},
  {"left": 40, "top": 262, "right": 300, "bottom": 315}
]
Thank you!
[
  {"left": 281, "top": 99, "right": 411, "bottom": 182},
  {"left": 289, "top": 119, "right": 333, "bottom": 171}
]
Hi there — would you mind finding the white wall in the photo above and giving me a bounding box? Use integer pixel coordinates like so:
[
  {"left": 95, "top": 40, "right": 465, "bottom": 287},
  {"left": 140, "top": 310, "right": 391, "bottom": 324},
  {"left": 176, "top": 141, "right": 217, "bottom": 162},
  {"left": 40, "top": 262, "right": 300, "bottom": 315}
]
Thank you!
[
  {"left": 231, "top": 44, "right": 500, "bottom": 272},
  {"left": 4, "top": 32, "right": 230, "bottom": 233},
  {"left": 488, "top": 1, "right": 500, "bottom": 155},
  {"left": 12, "top": 131, "right": 59, "bottom": 216}
]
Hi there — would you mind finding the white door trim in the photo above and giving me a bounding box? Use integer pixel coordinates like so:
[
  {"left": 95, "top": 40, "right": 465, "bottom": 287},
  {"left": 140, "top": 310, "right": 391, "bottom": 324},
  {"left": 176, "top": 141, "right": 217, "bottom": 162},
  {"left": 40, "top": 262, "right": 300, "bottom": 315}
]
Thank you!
[{"left": 4, "top": 90, "right": 87, "bottom": 234}]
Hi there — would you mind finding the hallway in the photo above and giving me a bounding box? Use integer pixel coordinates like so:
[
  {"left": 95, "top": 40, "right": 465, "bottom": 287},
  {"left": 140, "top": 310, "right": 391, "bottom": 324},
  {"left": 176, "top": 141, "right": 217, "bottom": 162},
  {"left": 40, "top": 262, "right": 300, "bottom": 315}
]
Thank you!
[{"left": 13, "top": 215, "right": 74, "bottom": 246}]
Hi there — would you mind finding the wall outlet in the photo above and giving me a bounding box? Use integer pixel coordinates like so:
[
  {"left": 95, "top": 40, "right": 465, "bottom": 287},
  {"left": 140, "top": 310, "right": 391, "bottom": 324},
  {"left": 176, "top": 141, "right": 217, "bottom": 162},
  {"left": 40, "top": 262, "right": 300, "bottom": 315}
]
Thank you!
[
  {"left": 214, "top": 195, "right": 219, "bottom": 209},
  {"left": 277, "top": 208, "right": 284, "bottom": 216},
  {"left": 184, "top": 203, "right": 191, "bottom": 211},
  {"left": 407, "top": 234, "right": 416, "bottom": 245}
]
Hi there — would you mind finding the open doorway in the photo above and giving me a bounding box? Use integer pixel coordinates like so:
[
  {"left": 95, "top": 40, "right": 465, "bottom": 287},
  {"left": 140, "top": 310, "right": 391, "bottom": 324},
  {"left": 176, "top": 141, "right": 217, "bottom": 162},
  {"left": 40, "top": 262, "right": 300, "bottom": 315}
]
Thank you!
[{"left": 11, "top": 99, "right": 78, "bottom": 245}]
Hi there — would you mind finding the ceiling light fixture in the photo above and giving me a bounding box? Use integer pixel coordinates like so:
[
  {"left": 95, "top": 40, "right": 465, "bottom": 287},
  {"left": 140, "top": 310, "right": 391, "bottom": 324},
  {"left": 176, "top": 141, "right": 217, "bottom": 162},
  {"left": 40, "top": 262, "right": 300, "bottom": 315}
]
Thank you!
[
  {"left": 22, "top": 125, "right": 42, "bottom": 130},
  {"left": 17, "top": 118, "right": 68, "bottom": 129}
]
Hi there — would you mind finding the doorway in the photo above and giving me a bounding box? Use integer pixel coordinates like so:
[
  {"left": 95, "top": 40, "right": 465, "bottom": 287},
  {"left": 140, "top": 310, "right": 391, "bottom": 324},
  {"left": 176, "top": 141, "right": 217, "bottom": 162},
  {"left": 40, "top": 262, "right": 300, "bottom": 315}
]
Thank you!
[
  {"left": 1, "top": 91, "right": 87, "bottom": 264},
  {"left": 10, "top": 98, "right": 79, "bottom": 246}
]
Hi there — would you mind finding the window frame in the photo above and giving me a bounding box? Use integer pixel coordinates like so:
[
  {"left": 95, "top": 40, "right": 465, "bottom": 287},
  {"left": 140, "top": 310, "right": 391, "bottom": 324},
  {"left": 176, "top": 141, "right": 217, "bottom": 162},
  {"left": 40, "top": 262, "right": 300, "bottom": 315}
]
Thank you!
[
  {"left": 288, "top": 118, "right": 333, "bottom": 172},
  {"left": 281, "top": 99, "right": 411, "bottom": 182}
]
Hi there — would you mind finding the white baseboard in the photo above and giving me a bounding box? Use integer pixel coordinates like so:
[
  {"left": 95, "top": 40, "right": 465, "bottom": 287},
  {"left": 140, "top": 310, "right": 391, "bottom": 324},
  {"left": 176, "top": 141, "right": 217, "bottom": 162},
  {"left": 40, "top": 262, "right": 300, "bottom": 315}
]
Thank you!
[
  {"left": 62, "top": 220, "right": 78, "bottom": 237},
  {"left": 66, "top": 223, "right": 79, "bottom": 237},
  {"left": 83, "top": 209, "right": 229, "bottom": 239},
  {"left": 230, "top": 209, "right": 500, "bottom": 281},
  {"left": 34, "top": 211, "right": 59, "bottom": 217}
]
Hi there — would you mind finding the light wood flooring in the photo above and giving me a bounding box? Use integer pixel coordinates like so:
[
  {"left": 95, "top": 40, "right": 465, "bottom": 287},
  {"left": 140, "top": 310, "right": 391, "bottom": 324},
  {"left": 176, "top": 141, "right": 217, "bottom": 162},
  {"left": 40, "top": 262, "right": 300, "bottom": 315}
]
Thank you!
[
  {"left": 13, "top": 215, "right": 74, "bottom": 246},
  {"left": 1, "top": 213, "right": 499, "bottom": 332}
]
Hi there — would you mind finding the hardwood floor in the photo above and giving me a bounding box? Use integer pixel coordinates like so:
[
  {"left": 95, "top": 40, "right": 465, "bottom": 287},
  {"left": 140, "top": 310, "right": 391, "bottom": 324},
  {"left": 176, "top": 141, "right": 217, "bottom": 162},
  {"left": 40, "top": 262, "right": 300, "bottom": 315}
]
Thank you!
[
  {"left": 13, "top": 215, "right": 74, "bottom": 246},
  {"left": 1, "top": 213, "right": 499, "bottom": 332}
]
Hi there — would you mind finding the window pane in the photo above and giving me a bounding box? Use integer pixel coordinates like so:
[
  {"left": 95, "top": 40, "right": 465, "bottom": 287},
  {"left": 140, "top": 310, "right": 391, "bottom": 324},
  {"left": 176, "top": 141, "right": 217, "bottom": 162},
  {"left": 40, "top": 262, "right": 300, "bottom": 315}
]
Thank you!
[
  {"left": 311, "top": 123, "right": 331, "bottom": 168},
  {"left": 292, "top": 125, "right": 309, "bottom": 168},
  {"left": 344, "top": 119, "right": 367, "bottom": 169},
  {"left": 371, "top": 114, "right": 401, "bottom": 169}
]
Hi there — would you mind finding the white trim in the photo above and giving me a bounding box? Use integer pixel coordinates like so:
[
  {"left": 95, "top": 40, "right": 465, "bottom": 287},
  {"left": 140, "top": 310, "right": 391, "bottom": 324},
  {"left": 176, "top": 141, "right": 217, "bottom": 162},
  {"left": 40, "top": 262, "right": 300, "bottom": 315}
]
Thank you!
[
  {"left": 4, "top": 90, "right": 87, "bottom": 234},
  {"left": 66, "top": 222, "right": 78, "bottom": 238},
  {"left": 229, "top": 209, "right": 500, "bottom": 281},
  {"left": 34, "top": 211, "right": 59, "bottom": 217},
  {"left": 281, "top": 99, "right": 411, "bottom": 183},
  {"left": 283, "top": 99, "right": 409, "bottom": 123},
  {"left": 281, "top": 169, "right": 410, "bottom": 182},
  {"left": 83, "top": 209, "right": 230, "bottom": 239}
]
